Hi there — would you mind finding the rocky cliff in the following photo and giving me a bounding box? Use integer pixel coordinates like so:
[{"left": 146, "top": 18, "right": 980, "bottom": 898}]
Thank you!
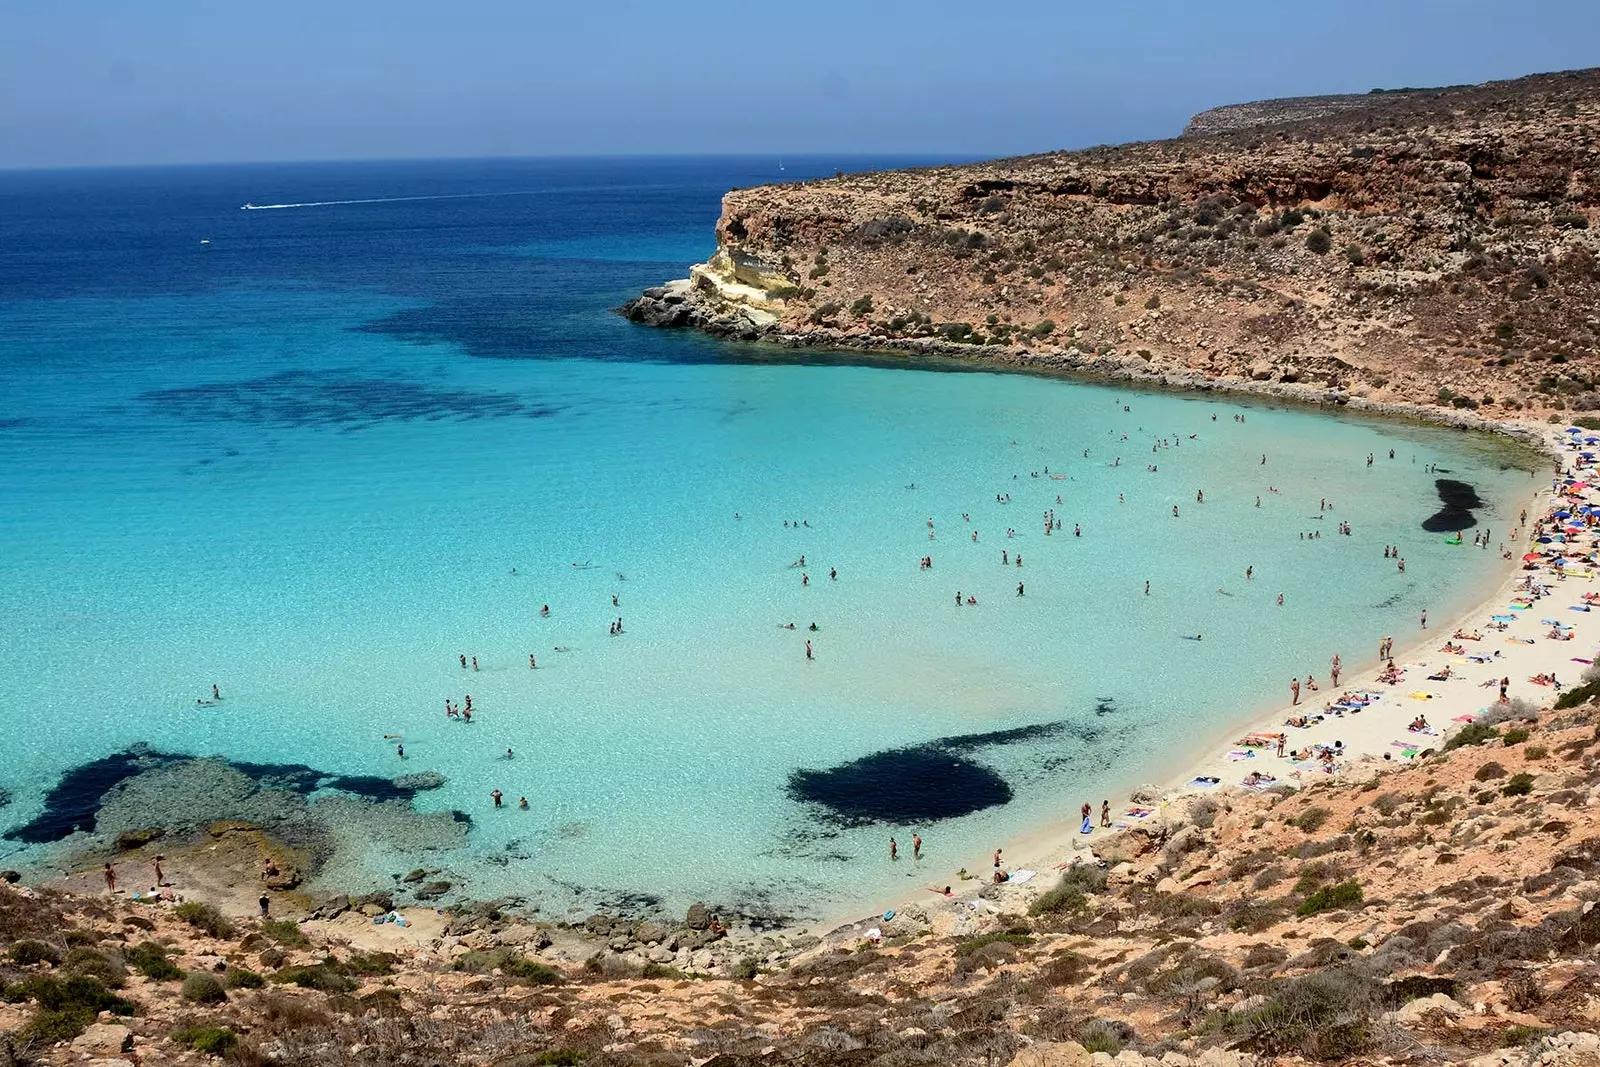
[{"left": 623, "top": 68, "right": 1600, "bottom": 422}]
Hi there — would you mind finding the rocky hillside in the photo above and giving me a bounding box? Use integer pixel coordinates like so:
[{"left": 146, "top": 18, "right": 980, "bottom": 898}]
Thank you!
[
  {"left": 7, "top": 699, "right": 1600, "bottom": 1066},
  {"left": 623, "top": 68, "right": 1600, "bottom": 422}
]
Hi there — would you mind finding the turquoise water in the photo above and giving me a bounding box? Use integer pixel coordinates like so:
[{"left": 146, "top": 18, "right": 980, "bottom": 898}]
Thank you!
[{"left": 0, "top": 159, "right": 1538, "bottom": 920}]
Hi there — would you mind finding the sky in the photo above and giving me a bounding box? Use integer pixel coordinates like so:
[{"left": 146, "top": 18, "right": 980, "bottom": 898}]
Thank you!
[{"left": 3, "top": 0, "right": 1598, "bottom": 169}]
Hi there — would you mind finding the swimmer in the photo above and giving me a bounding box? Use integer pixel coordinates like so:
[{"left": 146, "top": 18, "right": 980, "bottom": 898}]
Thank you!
[
  {"left": 519, "top": 796, "right": 529, "bottom": 809},
  {"left": 491, "top": 789, "right": 503, "bottom": 807},
  {"left": 212, "top": 684, "right": 221, "bottom": 701}
]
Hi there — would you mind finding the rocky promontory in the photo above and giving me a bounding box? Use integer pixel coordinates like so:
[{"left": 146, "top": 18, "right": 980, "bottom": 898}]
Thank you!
[{"left": 622, "top": 68, "right": 1600, "bottom": 423}]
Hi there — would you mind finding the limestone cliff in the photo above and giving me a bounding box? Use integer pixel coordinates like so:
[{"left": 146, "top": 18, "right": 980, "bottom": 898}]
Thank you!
[{"left": 623, "top": 68, "right": 1600, "bottom": 422}]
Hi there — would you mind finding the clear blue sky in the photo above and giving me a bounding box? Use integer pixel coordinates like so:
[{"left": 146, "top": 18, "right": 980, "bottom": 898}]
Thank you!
[{"left": 4, "top": 0, "right": 1597, "bottom": 169}]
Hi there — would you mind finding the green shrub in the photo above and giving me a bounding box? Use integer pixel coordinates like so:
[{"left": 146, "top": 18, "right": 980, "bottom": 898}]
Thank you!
[
  {"left": 1371, "top": 791, "right": 1407, "bottom": 816},
  {"left": 1298, "top": 880, "right": 1364, "bottom": 916},
  {"left": 1306, "top": 229, "right": 1332, "bottom": 254},
  {"left": 9, "top": 940, "right": 61, "bottom": 966},
  {"left": 1344, "top": 244, "right": 1365, "bottom": 266},
  {"left": 172, "top": 901, "right": 235, "bottom": 939},
  {"left": 273, "top": 964, "right": 356, "bottom": 992},
  {"left": 1144, "top": 295, "right": 1161, "bottom": 310},
  {"left": 1292, "top": 806, "right": 1331, "bottom": 833},
  {"left": 954, "top": 932, "right": 1033, "bottom": 957},
  {"left": 1078, "top": 1022, "right": 1125, "bottom": 1055},
  {"left": 1228, "top": 969, "right": 1377, "bottom": 1058},
  {"left": 1502, "top": 728, "right": 1531, "bottom": 746},
  {"left": 1526, "top": 745, "right": 1548, "bottom": 760},
  {"left": 223, "top": 967, "right": 265, "bottom": 989},
  {"left": 503, "top": 957, "right": 564, "bottom": 986},
  {"left": 849, "top": 294, "right": 873, "bottom": 316},
  {"left": 1553, "top": 214, "right": 1589, "bottom": 230},
  {"left": 344, "top": 952, "right": 395, "bottom": 976},
  {"left": 1502, "top": 773, "right": 1536, "bottom": 797},
  {"left": 1555, "top": 679, "right": 1600, "bottom": 708},
  {"left": 1029, "top": 877, "right": 1088, "bottom": 916},
  {"left": 640, "top": 963, "right": 685, "bottom": 980},
  {"left": 259, "top": 919, "right": 309, "bottom": 947},
  {"left": 1029, "top": 319, "right": 1056, "bottom": 338},
  {"left": 182, "top": 972, "right": 228, "bottom": 1004},
  {"left": 125, "top": 940, "right": 183, "bottom": 981},
  {"left": 728, "top": 956, "right": 762, "bottom": 979},
  {"left": 531, "top": 1051, "right": 586, "bottom": 1066},
  {"left": 6, "top": 974, "right": 134, "bottom": 1041},
  {"left": 174, "top": 1025, "right": 239, "bottom": 1056},
  {"left": 1502, "top": 1024, "right": 1552, "bottom": 1046},
  {"left": 1475, "top": 789, "right": 1498, "bottom": 805},
  {"left": 62, "top": 947, "right": 125, "bottom": 987},
  {"left": 1445, "top": 723, "right": 1500, "bottom": 750}
]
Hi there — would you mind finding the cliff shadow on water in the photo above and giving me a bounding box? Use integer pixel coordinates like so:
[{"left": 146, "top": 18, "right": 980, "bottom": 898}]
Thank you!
[{"left": 1422, "top": 478, "right": 1485, "bottom": 533}]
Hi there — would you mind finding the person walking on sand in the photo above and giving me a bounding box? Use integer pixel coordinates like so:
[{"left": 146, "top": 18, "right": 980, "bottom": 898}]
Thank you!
[
  {"left": 103, "top": 863, "right": 116, "bottom": 894},
  {"left": 889, "top": 837, "right": 898, "bottom": 861},
  {"left": 1290, "top": 678, "right": 1301, "bottom": 705},
  {"left": 913, "top": 833, "right": 922, "bottom": 860}
]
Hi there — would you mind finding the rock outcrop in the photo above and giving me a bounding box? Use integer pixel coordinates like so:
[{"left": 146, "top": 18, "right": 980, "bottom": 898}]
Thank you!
[{"left": 623, "top": 67, "right": 1600, "bottom": 423}]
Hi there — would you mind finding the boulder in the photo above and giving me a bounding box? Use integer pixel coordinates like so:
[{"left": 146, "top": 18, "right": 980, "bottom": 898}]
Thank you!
[
  {"left": 685, "top": 902, "right": 711, "bottom": 930},
  {"left": 114, "top": 828, "right": 165, "bottom": 851},
  {"left": 414, "top": 880, "right": 452, "bottom": 901},
  {"left": 634, "top": 921, "right": 668, "bottom": 945},
  {"left": 71, "top": 1023, "right": 133, "bottom": 1057},
  {"left": 1005, "top": 1042, "right": 1092, "bottom": 1067},
  {"left": 393, "top": 771, "right": 447, "bottom": 791}
]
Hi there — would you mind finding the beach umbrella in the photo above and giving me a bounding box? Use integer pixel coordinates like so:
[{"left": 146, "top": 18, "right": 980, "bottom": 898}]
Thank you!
[
  {"left": 1586, "top": 437, "right": 1600, "bottom": 444},
  {"left": 1556, "top": 510, "right": 1572, "bottom": 518},
  {"left": 1523, "top": 552, "right": 1543, "bottom": 561},
  {"left": 1568, "top": 427, "right": 1583, "bottom": 433}
]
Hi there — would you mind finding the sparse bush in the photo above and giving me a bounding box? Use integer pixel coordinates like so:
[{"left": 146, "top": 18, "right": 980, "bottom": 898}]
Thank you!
[
  {"left": 503, "top": 956, "right": 564, "bottom": 986},
  {"left": 1476, "top": 789, "right": 1498, "bottom": 805},
  {"left": 1502, "top": 772, "right": 1536, "bottom": 797},
  {"left": 173, "top": 1025, "right": 238, "bottom": 1056},
  {"left": 1293, "top": 806, "right": 1331, "bottom": 833},
  {"left": 9, "top": 940, "right": 61, "bottom": 966},
  {"left": 1345, "top": 244, "right": 1365, "bottom": 266},
  {"left": 272, "top": 963, "right": 356, "bottom": 992},
  {"left": 1527, "top": 746, "right": 1548, "bottom": 760},
  {"left": 259, "top": 919, "right": 309, "bottom": 947},
  {"left": 182, "top": 972, "right": 227, "bottom": 1004},
  {"left": 172, "top": 901, "right": 235, "bottom": 939},
  {"left": 125, "top": 940, "right": 183, "bottom": 981},
  {"left": 1227, "top": 968, "right": 1378, "bottom": 1059},
  {"left": 1446, "top": 723, "right": 1500, "bottom": 750},
  {"left": 1144, "top": 295, "right": 1161, "bottom": 310},
  {"left": 1298, "top": 880, "right": 1364, "bottom": 916},
  {"left": 1029, "top": 880, "right": 1086, "bottom": 916},
  {"left": 1078, "top": 1021, "right": 1125, "bottom": 1055},
  {"left": 1372, "top": 791, "right": 1406, "bottom": 816},
  {"left": 5, "top": 974, "right": 134, "bottom": 1042},
  {"left": 62, "top": 947, "right": 124, "bottom": 987},
  {"left": 849, "top": 294, "right": 874, "bottom": 316},
  {"left": 224, "top": 967, "right": 265, "bottom": 989},
  {"left": 1476, "top": 761, "right": 1508, "bottom": 781},
  {"left": 640, "top": 963, "right": 685, "bottom": 980}
]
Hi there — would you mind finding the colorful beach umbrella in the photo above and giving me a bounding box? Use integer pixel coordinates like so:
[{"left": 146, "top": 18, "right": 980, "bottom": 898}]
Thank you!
[{"left": 1524, "top": 552, "right": 1543, "bottom": 561}]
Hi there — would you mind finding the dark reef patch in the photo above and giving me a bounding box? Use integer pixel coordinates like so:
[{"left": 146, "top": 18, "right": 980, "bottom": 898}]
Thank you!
[
  {"left": 5, "top": 744, "right": 450, "bottom": 845},
  {"left": 1422, "top": 478, "right": 1484, "bottom": 532},
  {"left": 789, "top": 748, "right": 1013, "bottom": 826},
  {"left": 140, "top": 370, "right": 557, "bottom": 430}
]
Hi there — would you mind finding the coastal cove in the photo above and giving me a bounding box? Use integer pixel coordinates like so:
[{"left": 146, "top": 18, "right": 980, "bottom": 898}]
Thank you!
[{"left": 0, "top": 158, "right": 1545, "bottom": 930}]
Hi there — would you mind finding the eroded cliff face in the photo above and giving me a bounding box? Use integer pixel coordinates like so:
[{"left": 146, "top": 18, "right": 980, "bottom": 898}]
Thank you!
[{"left": 624, "top": 68, "right": 1600, "bottom": 420}]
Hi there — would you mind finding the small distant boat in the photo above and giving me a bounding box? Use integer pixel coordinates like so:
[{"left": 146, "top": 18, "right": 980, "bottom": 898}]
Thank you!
[
  {"left": 778, "top": 159, "right": 785, "bottom": 172},
  {"left": 199, "top": 238, "right": 210, "bottom": 245},
  {"left": 241, "top": 203, "right": 259, "bottom": 210}
]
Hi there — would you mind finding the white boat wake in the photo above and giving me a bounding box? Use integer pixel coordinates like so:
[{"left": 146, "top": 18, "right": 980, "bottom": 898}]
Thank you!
[{"left": 240, "top": 191, "right": 537, "bottom": 211}]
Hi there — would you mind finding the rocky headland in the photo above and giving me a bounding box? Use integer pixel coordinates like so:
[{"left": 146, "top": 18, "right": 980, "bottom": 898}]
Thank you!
[{"left": 622, "top": 68, "right": 1600, "bottom": 427}]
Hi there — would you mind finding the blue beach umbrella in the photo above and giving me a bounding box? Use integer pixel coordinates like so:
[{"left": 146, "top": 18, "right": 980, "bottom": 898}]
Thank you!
[{"left": 1556, "top": 511, "right": 1572, "bottom": 519}]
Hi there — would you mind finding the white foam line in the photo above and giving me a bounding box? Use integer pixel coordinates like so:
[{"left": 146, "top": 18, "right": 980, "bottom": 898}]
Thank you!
[{"left": 240, "top": 191, "right": 538, "bottom": 210}]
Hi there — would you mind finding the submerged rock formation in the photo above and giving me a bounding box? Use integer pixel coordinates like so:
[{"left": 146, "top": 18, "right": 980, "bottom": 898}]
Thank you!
[{"left": 622, "top": 68, "right": 1600, "bottom": 422}]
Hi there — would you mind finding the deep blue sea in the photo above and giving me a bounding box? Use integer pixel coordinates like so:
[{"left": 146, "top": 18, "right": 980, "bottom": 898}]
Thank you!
[{"left": 0, "top": 157, "right": 1541, "bottom": 922}]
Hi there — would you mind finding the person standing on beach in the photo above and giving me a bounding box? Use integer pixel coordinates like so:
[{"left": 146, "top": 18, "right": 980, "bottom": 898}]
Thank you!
[
  {"left": 889, "top": 837, "right": 898, "bottom": 861},
  {"left": 102, "top": 863, "right": 116, "bottom": 894},
  {"left": 993, "top": 848, "right": 1003, "bottom": 869},
  {"left": 912, "top": 834, "right": 922, "bottom": 860},
  {"left": 1276, "top": 735, "right": 1287, "bottom": 757},
  {"left": 1100, "top": 800, "right": 1110, "bottom": 827},
  {"left": 1290, "top": 678, "right": 1301, "bottom": 705},
  {"left": 1330, "top": 654, "right": 1341, "bottom": 687},
  {"left": 153, "top": 855, "right": 164, "bottom": 887},
  {"left": 1421, "top": 609, "right": 1428, "bottom": 629}
]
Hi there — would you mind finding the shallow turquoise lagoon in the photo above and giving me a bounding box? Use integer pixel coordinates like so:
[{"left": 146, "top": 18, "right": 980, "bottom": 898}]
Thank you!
[{"left": 0, "top": 158, "right": 1539, "bottom": 920}]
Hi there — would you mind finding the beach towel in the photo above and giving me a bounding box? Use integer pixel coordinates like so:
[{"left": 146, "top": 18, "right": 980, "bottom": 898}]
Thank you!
[
  {"left": 1407, "top": 691, "right": 1435, "bottom": 699},
  {"left": 1080, "top": 815, "right": 1093, "bottom": 834},
  {"left": 1226, "top": 749, "right": 1255, "bottom": 760},
  {"left": 1492, "top": 614, "right": 1516, "bottom": 621},
  {"left": 1011, "top": 869, "right": 1038, "bottom": 884},
  {"left": 1190, "top": 776, "right": 1220, "bottom": 786},
  {"left": 1575, "top": 658, "right": 1594, "bottom": 664},
  {"left": 1452, "top": 714, "right": 1477, "bottom": 723}
]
